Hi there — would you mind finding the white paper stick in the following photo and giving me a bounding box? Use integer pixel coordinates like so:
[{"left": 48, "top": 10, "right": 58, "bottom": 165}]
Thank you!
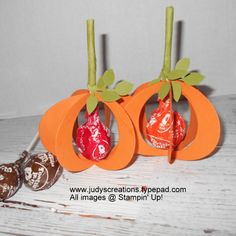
[{"left": 26, "top": 131, "right": 39, "bottom": 153}]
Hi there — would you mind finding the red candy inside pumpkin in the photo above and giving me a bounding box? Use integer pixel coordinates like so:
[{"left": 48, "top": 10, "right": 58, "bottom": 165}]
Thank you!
[
  {"left": 76, "top": 107, "right": 111, "bottom": 161},
  {"left": 146, "top": 97, "right": 186, "bottom": 149}
]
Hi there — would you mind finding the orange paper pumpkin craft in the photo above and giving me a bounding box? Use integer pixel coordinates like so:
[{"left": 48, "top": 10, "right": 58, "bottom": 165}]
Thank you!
[
  {"left": 39, "top": 20, "right": 136, "bottom": 172},
  {"left": 124, "top": 7, "right": 220, "bottom": 162}
]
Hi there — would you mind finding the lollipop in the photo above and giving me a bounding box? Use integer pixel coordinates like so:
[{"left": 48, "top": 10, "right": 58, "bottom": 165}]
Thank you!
[
  {"left": 76, "top": 107, "right": 111, "bottom": 161},
  {"left": 0, "top": 132, "right": 63, "bottom": 201},
  {"left": 23, "top": 151, "right": 63, "bottom": 191},
  {"left": 145, "top": 7, "right": 186, "bottom": 151},
  {"left": 0, "top": 133, "right": 38, "bottom": 201},
  {"left": 21, "top": 132, "right": 63, "bottom": 191},
  {"left": 146, "top": 97, "right": 185, "bottom": 149}
]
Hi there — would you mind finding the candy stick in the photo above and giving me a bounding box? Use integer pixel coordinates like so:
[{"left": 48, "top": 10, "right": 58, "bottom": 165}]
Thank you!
[
  {"left": 14, "top": 131, "right": 40, "bottom": 166},
  {"left": 162, "top": 7, "right": 174, "bottom": 75},
  {"left": 87, "top": 19, "right": 96, "bottom": 88},
  {"left": 163, "top": 7, "right": 174, "bottom": 163},
  {"left": 87, "top": 19, "right": 111, "bottom": 127},
  {"left": 25, "top": 131, "right": 39, "bottom": 153},
  {"left": 76, "top": 20, "right": 112, "bottom": 161},
  {"left": 168, "top": 87, "right": 174, "bottom": 164}
]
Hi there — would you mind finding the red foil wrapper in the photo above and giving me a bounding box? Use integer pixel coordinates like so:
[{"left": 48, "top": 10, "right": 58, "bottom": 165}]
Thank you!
[
  {"left": 76, "top": 107, "right": 111, "bottom": 161},
  {"left": 146, "top": 98, "right": 185, "bottom": 149}
]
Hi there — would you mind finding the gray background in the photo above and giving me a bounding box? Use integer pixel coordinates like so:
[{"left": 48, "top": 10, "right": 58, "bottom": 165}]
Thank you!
[{"left": 0, "top": 0, "right": 235, "bottom": 118}]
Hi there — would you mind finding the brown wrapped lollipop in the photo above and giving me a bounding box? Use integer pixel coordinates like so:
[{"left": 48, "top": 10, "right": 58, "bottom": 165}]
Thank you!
[
  {"left": 0, "top": 132, "right": 63, "bottom": 201},
  {"left": 23, "top": 152, "right": 63, "bottom": 191},
  {"left": 0, "top": 132, "right": 39, "bottom": 201},
  {"left": 0, "top": 131, "right": 38, "bottom": 202},
  {"left": 0, "top": 151, "right": 30, "bottom": 201}
]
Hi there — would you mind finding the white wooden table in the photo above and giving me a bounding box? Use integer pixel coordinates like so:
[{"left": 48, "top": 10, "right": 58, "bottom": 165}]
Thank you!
[{"left": 0, "top": 95, "right": 235, "bottom": 236}]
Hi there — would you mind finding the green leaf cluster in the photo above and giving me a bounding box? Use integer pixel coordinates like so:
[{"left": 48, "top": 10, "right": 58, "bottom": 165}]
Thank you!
[
  {"left": 86, "top": 69, "right": 134, "bottom": 114},
  {"left": 150, "top": 58, "right": 205, "bottom": 102}
]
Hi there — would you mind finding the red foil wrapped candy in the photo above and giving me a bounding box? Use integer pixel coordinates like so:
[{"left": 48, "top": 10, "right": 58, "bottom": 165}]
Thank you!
[
  {"left": 76, "top": 107, "right": 111, "bottom": 161},
  {"left": 146, "top": 98, "right": 186, "bottom": 149}
]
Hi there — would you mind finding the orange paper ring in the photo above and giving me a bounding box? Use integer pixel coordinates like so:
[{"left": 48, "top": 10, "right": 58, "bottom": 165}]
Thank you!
[
  {"left": 121, "top": 84, "right": 148, "bottom": 136},
  {"left": 71, "top": 89, "right": 89, "bottom": 142},
  {"left": 39, "top": 92, "right": 136, "bottom": 172},
  {"left": 124, "top": 81, "right": 220, "bottom": 160}
]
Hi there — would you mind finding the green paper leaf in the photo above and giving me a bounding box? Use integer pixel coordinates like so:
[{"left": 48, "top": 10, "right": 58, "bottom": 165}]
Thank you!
[
  {"left": 97, "top": 76, "right": 105, "bottom": 90},
  {"left": 102, "top": 69, "right": 115, "bottom": 86},
  {"left": 182, "top": 72, "right": 204, "bottom": 85},
  {"left": 175, "top": 58, "right": 190, "bottom": 71},
  {"left": 167, "top": 69, "right": 188, "bottom": 80},
  {"left": 101, "top": 90, "right": 121, "bottom": 102},
  {"left": 114, "top": 80, "right": 133, "bottom": 96},
  {"left": 172, "top": 81, "right": 182, "bottom": 102},
  {"left": 149, "top": 77, "right": 162, "bottom": 85},
  {"left": 86, "top": 94, "right": 98, "bottom": 114},
  {"left": 87, "top": 84, "right": 97, "bottom": 93},
  {"left": 158, "top": 82, "right": 170, "bottom": 100}
]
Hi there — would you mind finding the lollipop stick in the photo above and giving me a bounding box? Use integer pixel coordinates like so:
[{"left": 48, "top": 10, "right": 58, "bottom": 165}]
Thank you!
[
  {"left": 26, "top": 132, "right": 39, "bottom": 153},
  {"left": 168, "top": 87, "right": 174, "bottom": 164},
  {"left": 163, "top": 7, "right": 175, "bottom": 163},
  {"left": 163, "top": 6, "right": 174, "bottom": 74},
  {"left": 87, "top": 19, "right": 96, "bottom": 87},
  {"left": 16, "top": 131, "right": 40, "bottom": 165}
]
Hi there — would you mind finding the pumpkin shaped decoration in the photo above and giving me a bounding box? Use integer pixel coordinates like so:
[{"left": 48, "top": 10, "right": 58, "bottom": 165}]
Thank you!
[
  {"left": 124, "top": 6, "right": 221, "bottom": 162},
  {"left": 39, "top": 19, "right": 136, "bottom": 172}
]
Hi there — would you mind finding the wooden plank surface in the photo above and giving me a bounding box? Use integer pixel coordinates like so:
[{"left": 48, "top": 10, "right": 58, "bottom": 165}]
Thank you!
[{"left": 0, "top": 95, "right": 236, "bottom": 236}]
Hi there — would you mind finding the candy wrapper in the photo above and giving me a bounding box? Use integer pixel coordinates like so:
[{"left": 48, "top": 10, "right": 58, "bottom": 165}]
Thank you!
[
  {"left": 146, "top": 98, "right": 186, "bottom": 149},
  {"left": 76, "top": 107, "right": 111, "bottom": 161},
  {"left": 0, "top": 151, "right": 29, "bottom": 201},
  {"left": 23, "top": 152, "right": 63, "bottom": 191}
]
